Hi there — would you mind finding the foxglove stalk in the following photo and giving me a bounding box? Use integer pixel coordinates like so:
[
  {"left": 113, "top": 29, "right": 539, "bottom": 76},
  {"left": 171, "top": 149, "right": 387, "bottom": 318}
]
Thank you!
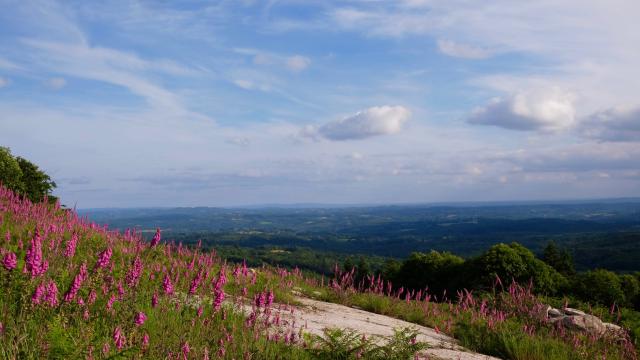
[
  {"left": 163, "top": 275, "right": 174, "bottom": 295},
  {"left": 44, "top": 280, "right": 59, "bottom": 307},
  {"left": 64, "top": 262, "right": 88, "bottom": 302},
  {"left": 32, "top": 283, "right": 46, "bottom": 305},
  {"left": 25, "top": 229, "right": 47, "bottom": 277},
  {"left": 150, "top": 228, "right": 161, "bottom": 247},
  {"left": 113, "top": 326, "right": 125, "bottom": 350},
  {"left": 95, "top": 247, "right": 112, "bottom": 269},
  {"left": 151, "top": 292, "right": 158, "bottom": 307},
  {"left": 2, "top": 251, "right": 17, "bottom": 271},
  {"left": 125, "top": 256, "right": 143, "bottom": 287},
  {"left": 64, "top": 233, "right": 78, "bottom": 258}
]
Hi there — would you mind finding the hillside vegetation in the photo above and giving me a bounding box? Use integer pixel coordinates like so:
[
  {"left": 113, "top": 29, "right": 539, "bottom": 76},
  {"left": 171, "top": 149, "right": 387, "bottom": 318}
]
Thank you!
[{"left": 1, "top": 185, "right": 639, "bottom": 359}]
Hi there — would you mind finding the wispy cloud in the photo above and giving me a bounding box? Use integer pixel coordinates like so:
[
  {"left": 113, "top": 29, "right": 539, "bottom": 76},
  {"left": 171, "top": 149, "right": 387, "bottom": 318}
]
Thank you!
[{"left": 23, "top": 39, "right": 190, "bottom": 113}]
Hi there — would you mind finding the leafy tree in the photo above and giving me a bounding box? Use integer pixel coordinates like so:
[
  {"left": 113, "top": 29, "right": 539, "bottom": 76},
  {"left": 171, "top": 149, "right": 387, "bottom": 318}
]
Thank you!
[
  {"left": 343, "top": 258, "right": 355, "bottom": 274},
  {"left": 16, "top": 157, "right": 57, "bottom": 203},
  {"left": 0, "top": 147, "right": 56, "bottom": 203},
  {"left": 0, "top": 146, "right": 24, "bottom": 192},
  {"left": 573, "top": 269, "right": 625, "bottom": 306},
  {"left": 380, "top": 259, "right": 401, "bottom": 281},
  {"left": 475, "top": 242, "right": 565, "bottom": 294},
  {"left": 620, "top": 274, "right": 640, "bottom": 308},
  {"left": 394, "top": 250, "right": 465, "bottom": 296},
  {"left": 355, "top": 257, "right": 371, "bottom": 286},
  {"left": 542, "top": 241, "right": 576, "bottom": 276}
]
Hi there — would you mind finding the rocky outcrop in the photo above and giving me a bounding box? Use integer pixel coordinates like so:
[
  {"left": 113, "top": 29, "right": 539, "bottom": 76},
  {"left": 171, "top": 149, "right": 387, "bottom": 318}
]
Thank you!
[{"left": 546, "top": 307, "right": 625, "bottom": 338}]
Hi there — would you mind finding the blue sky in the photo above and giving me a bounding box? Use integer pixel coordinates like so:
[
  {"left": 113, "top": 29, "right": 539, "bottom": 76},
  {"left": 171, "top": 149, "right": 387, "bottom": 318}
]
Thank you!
[{"left": 1, "top": 0, "right": 639, "bottom": 207}]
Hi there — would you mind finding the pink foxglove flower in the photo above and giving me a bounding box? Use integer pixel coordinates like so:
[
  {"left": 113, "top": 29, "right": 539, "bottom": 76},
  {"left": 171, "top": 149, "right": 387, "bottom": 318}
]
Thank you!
[
  {"left": 25, "top": 229, "right": 47, "bottom": 277},
  {"left": 64, "top": 263, "right": 88, "bottom": 302},
  {"left": 88, "top": 289, "right": 97, "bottom": 305},
  {"left": 266, "top": 290, "right": 274, "bottom": 307},
  {"left": 142, "top": 333, "right": 149, "bottom": 348},
  {"left": 64, "top": 233, "right": 78, "bottom": 258},
  {"left": 189, "top": 270, "right": 203, "bottom": 295},
  {"left": 163, "top": 275, "right": 174, "bottom": 295},
  {"left": 2, "top": 251, "right": 17, "bottom": 271},
  {"left": 32, "top": 283, "right": 46, "bottom": 305},
  {"left": 150, "top": 228, "right": 161, "bottom": 247},
  {"left": 113, "top": 326, "right": 125, "bottom": 350},
  {"left": 106, "top": 295, "right": 117, "bottom": 310},
  {"left": 125, "top": 256, "right": 143, "bottom": 287},
  {"left": 95, "top": 247, "right": 112, "bottom": 269},
  {"left": 181, "top": 342, "right": 190, "bottom": 360},
  {"left": 134, "top": 312, "right": 147, "bottom": 326},
  {"left": 44, "top": 280, "right": 59, "bottom": 307}
]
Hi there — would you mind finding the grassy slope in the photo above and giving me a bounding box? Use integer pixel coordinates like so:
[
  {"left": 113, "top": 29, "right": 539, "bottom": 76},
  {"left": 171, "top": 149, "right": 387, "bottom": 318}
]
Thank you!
[{"left": 0, "top": 187, "right": 637, "bottom": 360}]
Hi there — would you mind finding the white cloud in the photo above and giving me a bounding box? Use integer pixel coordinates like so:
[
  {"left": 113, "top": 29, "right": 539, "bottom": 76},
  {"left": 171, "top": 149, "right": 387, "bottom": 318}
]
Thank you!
[
  {"left": 286, "top": 55, "right": 311, "bottom": 72},
  {"left": 0, "top": 77, "right": 8, "bottom": 88},
  {"left": 305, "top": 105, "right": 411, "bottom": 141},
  {"left": 580, "top": 106, "right": 640, "bottom": 142},
  {"left": 437, "top": 39, "right": 492, "bottom": 59},
  {"left": 468, "top": 89, "right": 576, "bottom": 132},
  {"left": 46, "top": 77, "right": 67, "bottom": 89}
]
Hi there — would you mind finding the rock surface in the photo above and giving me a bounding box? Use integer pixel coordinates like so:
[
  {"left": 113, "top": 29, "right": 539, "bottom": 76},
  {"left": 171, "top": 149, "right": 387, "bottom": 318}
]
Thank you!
[
  {"left": 270, "top": 297, "right": 501, "bottom": 360},
  {"left": 546, "top": 306, "right": 623, "bottom": 337}
]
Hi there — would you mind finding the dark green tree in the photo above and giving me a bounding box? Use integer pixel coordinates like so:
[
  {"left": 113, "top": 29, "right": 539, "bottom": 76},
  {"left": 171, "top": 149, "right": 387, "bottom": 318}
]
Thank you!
[
  {"left": 0, "top": 147, "right": 57, "bottom": 203},
  {"left": 355, "top": 257, "right": 371, "bottom": 286},
  {"left": 573, "top": 269, "right": 625, "bottom": 306},
  {"left": 342, "top": 258, "right": 355, "bottom": 274},
  {"left": 380, "top": 259, "right": 401, "bottom": 281},
  {"left": 0, "top": 147, "right": 24, "bottom": 192},
  {"left": 394, "top": 250, "right": 465, "bottom": 296},
  {"left": 620, "top": 274, "right": 640, "bottom": 308},
  {"left": 542, "top": 241, "right": 576, "bottom": 276},
  {"left": 16, "top": 157, "right": 57, "bottom": 203}
]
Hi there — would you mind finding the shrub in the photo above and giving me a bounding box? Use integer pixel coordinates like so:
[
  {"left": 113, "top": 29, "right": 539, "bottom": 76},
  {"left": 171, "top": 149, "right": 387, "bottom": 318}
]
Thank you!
[
  {"left": 573, "top": 269, "right": 626, "bottom": 306},
  {"left": 393, "top": 250, "right": 464, "bottom": 296}
]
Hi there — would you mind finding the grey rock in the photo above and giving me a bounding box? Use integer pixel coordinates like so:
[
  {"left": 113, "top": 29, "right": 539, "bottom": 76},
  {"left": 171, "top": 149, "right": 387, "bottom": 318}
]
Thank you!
[
  {"left": 563, "top": 307, "right": 586, "bottom": 316},
  {"left": 548, "top": 308, "right": 564, "bottom": 318},
  {"left": 562, "top": 314, "right": 606, "bottom": 335}
]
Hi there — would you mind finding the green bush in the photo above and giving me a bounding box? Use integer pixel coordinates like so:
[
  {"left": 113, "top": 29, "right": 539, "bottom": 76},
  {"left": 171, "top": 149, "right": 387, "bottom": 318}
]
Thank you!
[
  {"left": 393, "top": 250, "right": 464, "bottom": 296},
  {"left": 572, "top": 269, "right": 626, "bottom": 306}
]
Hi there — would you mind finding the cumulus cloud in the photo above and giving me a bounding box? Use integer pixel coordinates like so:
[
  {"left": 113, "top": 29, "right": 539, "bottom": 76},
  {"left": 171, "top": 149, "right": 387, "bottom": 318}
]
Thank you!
[
  {"left": 304, "top": 105, "right": 411, "bottom": 141},
  {"left": 437, "top": 39, "right": 492, "bottom": 59},
  {"left": 286, "top": 55, "right": 311, "bottom": 72},
  {"left": 468, "top": 89, "right": 576, "bottom": 132},
  {"left": 580, "top": 106, "right": 640, "bottom": 142}
]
